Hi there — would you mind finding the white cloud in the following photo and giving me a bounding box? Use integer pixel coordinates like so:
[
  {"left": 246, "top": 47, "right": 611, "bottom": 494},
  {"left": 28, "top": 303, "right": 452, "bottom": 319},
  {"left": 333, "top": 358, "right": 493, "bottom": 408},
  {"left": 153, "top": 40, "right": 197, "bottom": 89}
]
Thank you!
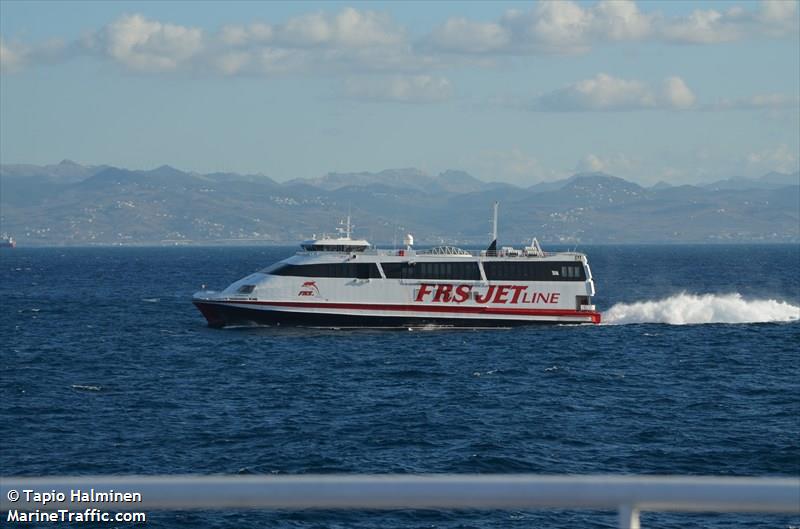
[
  {"left": 707, "top": 93, "right": 800, "bottom": 110},
  {"left": 591, "top": 0, "right": 653, "bottom": 40},
  {"left": 218, "top": 25, "right": 252, "bottom": 46},
  {"left": 344, "top": 75, "right": 453, "bottom": 103},
  {"left": 661, "top": 9, "right": 742, "bottom": 44},
  {"left": 425, "top": 0, "right": 796, "bottom": 55},
  {"left": 1, "top": 2, "right": 797, "bottom": 76},
  {"left": 253, "top": 48, "right": 311, "bottom": 75},
  {"left": 759, "top": 0, "right": 798, "bottom": 22},
  {"left": 756, "top": 0, "right": 800, "bottom": 37},
  {"left": 0, "top": 36, "right": 67, "bottom": 72},
  {"left": 282, "top": 8, "right": 404, "bottom": 48},
  {"left": 217, "top": 23, "right": 273, "bottom": 46},
  {"left": 749, "top": 93, "right": 800, "bottom": 107},
  {"left": 216, "top": 8, "right": 404, "bottom": 50},
  {"left": 0, "top": 37, "right": 26, "bottom": 72},
  {"left": 426, "top": 18, "right": 510, "bottom": 53},
  {"left": 90, "top": 14, "right": 204, "bottom": 72},
  {"left": 469, "top": 147, "right": 561, "bottom": 185},
  {"left": 576, "top": 152, "right": 636, "bottom": 174},
  {"left": 533, "top": 73, "right": 695, "bottom": 111},
  {"left": 526, "top": 0, "right": 654, "bottom": 46},
  {"left": 521, "top": 1, "right": 594, "bottom": 52},
  {"left": 72, "top": 10, "right": 420, "bottom": 77},
  {"left": 577, "top": 154, "right": 607, "bottom": 172},
  {"left": 425, "top": 1, "right": 654, "bottom": 55},
  {"left": 746, "top": 144, "right": 799, "bottom": 173},
  {"left": 213, "top": 51, "right": 251, "bottom": 75},
  {"left": 661, "top": 1, "right": 798, "bottom": 43},
  {"left": 491, "top": 148, "right": 542, "bottom": 176},
  {"left": 662, "top": 76, "right": 696, "bottom": 108}
]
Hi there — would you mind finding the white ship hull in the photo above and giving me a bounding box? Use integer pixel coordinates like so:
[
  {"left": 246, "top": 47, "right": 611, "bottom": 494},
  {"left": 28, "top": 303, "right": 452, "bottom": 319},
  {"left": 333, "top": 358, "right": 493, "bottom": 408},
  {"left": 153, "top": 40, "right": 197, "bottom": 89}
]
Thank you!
[
  {"left": 194, "top": 300, "right": 599, "bottom": 328},
  {"left": 193, "top": 252, "right": 601, "bottom": 328},
  {"left": 194, "top": 208, "right": 600, "bottom": 328}
]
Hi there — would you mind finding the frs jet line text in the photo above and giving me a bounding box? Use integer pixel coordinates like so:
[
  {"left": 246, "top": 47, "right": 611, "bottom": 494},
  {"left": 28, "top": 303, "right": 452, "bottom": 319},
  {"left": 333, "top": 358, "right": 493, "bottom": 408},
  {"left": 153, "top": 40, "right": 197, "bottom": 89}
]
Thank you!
[{"left": 415, "top": 284, "right": 561, "bottom": 304}]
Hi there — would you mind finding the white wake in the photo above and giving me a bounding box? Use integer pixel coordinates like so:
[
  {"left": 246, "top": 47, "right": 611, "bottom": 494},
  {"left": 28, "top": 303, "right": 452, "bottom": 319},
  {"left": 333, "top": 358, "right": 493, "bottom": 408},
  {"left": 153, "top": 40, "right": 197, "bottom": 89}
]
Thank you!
[{"left": 603, "top": 292, "right": 800, "bottom": 325}]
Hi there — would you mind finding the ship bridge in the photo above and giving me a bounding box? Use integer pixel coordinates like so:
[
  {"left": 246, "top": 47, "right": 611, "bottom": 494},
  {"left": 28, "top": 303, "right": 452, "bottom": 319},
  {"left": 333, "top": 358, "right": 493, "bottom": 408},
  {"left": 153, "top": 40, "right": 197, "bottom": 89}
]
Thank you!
[
  {"left": 300, "top": 215, "right": 370, "bottom": 253},
  {"left": 300, "top": 238, "right": 370, "bottom": 253}
]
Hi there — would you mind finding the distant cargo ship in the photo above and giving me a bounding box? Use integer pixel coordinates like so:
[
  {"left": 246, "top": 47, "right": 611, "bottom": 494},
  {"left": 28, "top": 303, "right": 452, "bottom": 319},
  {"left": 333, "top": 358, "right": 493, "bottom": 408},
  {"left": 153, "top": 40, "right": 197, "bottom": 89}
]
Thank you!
[
  {"left": 0, "top": 234, "right": 15, "bottom": 248},
  {"left": 193, "top": 203, "right": 600, "bottom": 328}
]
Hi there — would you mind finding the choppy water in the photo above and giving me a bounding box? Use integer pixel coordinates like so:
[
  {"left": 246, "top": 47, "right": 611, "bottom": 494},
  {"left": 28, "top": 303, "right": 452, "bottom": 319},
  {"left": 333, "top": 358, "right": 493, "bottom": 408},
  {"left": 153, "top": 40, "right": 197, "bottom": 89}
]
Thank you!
[{"left": 1, "top": 244, "right": 799, "bottom": 528}]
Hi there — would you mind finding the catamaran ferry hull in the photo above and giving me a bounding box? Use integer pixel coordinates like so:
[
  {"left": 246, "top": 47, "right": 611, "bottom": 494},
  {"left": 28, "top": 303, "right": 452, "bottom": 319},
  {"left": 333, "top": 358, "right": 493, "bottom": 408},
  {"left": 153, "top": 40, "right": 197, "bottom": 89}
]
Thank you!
[
  {"left": 193, "top": 205, "right": 601, "bottom": 329},
  {"left": 194, "top": 299, "right": 601, "bottom": 328}
]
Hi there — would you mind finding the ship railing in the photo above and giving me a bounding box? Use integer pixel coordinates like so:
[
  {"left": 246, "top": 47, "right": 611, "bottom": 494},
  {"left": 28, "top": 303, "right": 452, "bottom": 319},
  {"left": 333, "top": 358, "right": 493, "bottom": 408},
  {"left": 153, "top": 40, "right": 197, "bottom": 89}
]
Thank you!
[{"left": 2, "top": 474, "right": 797, "bottom": 529}]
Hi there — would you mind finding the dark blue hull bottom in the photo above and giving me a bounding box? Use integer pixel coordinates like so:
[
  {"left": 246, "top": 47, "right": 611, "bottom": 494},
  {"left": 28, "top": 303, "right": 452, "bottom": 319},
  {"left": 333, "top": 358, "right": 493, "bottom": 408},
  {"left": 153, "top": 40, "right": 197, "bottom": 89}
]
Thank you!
[{"left": 193, "top": 301, "right": 555, "bottom": 328}]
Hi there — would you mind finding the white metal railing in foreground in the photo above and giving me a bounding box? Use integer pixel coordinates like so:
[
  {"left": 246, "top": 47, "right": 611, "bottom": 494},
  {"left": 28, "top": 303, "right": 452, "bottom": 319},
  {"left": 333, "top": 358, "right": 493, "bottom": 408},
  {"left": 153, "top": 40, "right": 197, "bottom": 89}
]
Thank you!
[{"left": 1, "top": 475, "right": 798, "bottom": 529}]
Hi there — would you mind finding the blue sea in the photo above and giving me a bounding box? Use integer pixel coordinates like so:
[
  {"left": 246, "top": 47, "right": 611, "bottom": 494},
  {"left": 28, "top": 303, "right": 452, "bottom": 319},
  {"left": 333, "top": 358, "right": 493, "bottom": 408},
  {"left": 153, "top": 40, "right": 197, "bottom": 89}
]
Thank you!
[{"left": 2, "top": 244, "right": 799, "bottom": 528}]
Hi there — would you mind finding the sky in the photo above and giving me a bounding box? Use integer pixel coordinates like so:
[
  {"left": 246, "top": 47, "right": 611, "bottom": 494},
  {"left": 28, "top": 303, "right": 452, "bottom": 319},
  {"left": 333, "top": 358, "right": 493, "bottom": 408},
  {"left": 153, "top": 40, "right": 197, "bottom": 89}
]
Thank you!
[{"left": 0, "top": 0, "right": 798, "bottom": 186}]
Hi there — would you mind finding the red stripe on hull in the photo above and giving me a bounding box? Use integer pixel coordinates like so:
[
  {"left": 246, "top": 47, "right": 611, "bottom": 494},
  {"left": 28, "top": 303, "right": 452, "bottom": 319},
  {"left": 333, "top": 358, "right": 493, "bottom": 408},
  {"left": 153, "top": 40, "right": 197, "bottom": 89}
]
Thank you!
[{"left": 206, "top": 299, "right": 601, "bottom": 324}]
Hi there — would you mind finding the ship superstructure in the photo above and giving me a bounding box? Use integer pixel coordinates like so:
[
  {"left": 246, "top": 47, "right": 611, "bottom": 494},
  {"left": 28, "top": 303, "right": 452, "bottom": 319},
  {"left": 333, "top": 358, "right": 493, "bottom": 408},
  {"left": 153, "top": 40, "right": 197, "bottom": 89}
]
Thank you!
[{"left": 193, "top": 205, "right": 600, "bottom": 327}]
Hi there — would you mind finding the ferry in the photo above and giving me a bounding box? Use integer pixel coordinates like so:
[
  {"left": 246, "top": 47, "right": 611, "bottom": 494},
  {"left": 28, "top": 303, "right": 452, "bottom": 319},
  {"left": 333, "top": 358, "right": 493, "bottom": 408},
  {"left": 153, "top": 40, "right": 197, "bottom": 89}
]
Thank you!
[
  {"left": 193, "top": 204, "right": 601, "bottom": 328},
  {"left": 0, "top": 234, "right": 15, "bottom": 248}
]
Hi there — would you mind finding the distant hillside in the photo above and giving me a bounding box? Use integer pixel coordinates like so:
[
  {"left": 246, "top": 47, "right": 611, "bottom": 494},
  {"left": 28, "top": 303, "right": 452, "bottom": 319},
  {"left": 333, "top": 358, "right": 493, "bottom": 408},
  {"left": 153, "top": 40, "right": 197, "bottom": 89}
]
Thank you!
[
  {"left": 287, "top": 168, "right": 496, "bottom": 194},
  {"left": 0, "top": 159, "right": 110, "bottom": 182},
  {"left": 702, "top": 171, "right": 799, "bottom": 191},
  {"left": 1, "top": 162, "right": 797, "bottom": 245}
]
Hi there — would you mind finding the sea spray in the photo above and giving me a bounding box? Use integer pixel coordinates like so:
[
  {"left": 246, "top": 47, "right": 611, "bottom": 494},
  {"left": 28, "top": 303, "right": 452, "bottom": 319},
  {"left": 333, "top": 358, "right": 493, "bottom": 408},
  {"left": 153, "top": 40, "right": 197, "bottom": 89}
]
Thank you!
[{"left": 603, "top": 292, "right": 800, "bottom": 325}]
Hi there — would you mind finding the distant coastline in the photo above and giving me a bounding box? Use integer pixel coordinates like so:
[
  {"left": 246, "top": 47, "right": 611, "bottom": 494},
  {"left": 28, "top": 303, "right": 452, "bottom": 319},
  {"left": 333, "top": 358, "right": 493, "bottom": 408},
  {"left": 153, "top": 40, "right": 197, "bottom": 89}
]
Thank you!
[
  {"left": 8, "top": 241, "right": 800, "bottom": 250},
  {"left": 2, "top": 161, "right": 798, "bottom": 246}
]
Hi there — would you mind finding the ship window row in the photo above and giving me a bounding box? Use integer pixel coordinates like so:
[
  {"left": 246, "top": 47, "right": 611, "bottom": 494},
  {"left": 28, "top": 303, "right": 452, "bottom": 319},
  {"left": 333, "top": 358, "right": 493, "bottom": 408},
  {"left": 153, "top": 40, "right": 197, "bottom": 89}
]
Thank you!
[
  {"left": 301, "top": 244, "right": 367, "bottom": 253},
  {"left": 483, "top": 261, "right": 586, "bottom": 281},
  {"left": 381, "top": 262, "right": 482, "bottom": 281},
  {"left": 270, "top": 261, "right": 585, "bottom": 281},
  {"left": 271, "top": 263, "right": 382, "bottom": 279}
]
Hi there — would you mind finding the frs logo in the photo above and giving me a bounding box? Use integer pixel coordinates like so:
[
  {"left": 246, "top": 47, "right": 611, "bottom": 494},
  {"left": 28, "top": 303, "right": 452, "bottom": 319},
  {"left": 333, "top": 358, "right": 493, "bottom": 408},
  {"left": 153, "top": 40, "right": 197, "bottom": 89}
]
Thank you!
[{"left": 298, "top": 281, "right": 320, "bottom": 297}]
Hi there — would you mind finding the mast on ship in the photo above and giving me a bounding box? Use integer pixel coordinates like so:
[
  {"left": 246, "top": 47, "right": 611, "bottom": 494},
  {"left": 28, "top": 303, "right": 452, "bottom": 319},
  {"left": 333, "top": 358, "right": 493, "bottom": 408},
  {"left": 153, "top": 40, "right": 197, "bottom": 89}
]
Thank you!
[
  {"left": 486, "top": 201, "right": 498, "bottom": 256},
  {"left": 337, "top": 214, "right": 353, "bottom": 240}
]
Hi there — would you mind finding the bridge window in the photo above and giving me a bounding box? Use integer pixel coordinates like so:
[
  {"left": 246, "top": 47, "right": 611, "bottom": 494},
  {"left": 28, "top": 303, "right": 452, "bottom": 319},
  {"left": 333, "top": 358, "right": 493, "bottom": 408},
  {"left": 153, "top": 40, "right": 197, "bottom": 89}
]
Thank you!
[
  {"left": 301, "top": 244, "right": 368, "bottom": 252},
  {"left": 272, "top": 263, "right": 380, "bottom": 279},
  {"left": 483, "top": 262, "right": 585, "bottom": 281},
  {"left": 381, "top": 261, "right": 481, "bottom": 280}
]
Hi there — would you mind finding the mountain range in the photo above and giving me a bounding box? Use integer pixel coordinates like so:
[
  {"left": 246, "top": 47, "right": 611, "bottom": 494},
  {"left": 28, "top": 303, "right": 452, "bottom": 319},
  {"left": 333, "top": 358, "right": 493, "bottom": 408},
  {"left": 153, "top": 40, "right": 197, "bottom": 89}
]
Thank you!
[{"left": 1, "top": 160, "right": 797, "bottom": 245}]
